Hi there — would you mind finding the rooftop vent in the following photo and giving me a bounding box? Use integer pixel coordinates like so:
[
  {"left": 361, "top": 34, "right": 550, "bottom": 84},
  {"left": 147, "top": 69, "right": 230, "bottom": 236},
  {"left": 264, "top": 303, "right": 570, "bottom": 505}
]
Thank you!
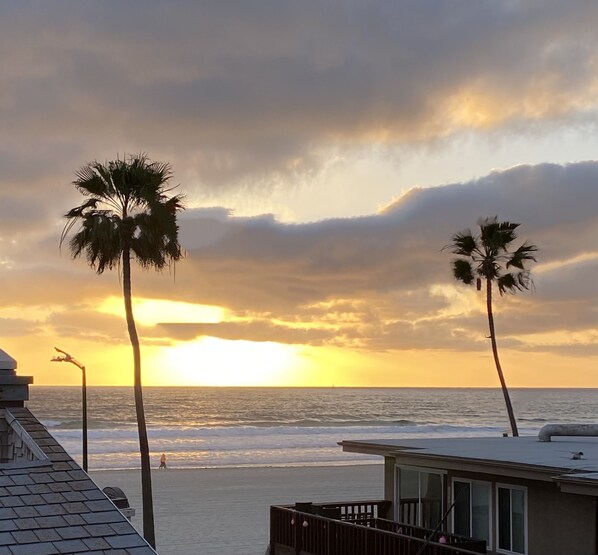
[
  {"left": 538, "top": 424, "right": 598, "bottom": 442},
  {"left": 103, "top": 486, "right": 135, "bottom": 520}
]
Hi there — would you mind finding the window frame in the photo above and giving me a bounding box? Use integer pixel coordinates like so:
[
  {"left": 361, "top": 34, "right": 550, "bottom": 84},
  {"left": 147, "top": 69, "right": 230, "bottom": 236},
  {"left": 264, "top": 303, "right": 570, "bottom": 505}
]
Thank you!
[
  {"left": 495, "top": 483, "right": 528, "bottom": 555},
  {"left": 450, "top": 477, "right": 492, "bottom": 550},
  {"left": 394, "top": 465, "right": 446, "bottom": 528}
]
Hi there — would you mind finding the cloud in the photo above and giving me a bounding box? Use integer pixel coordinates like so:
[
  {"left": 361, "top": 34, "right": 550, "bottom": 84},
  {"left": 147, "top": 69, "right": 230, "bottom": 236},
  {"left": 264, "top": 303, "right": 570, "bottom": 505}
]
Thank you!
[
  {"left": 46, "top": 309, "right": 131, "bottom": 345},
  {"left": 171, "top": 161, "right": 597, "bottom": 308},
  {"left": 1, "top": 157, "right": 597, "bottom": 370},
  {"left": 0, "top": 318, "right": 40, "bottom": 338},
  {"left": 158, "top": 321, "right": 336, "bottom": 346},
  {"left": 1, "top": 1, "right": 598, "bottom": 190},
  {"left": 8, "top": 160, "right": 596, "bottom": 319},
  {"left": 74, "top": 161, "right": 589, "bottom": 354}
]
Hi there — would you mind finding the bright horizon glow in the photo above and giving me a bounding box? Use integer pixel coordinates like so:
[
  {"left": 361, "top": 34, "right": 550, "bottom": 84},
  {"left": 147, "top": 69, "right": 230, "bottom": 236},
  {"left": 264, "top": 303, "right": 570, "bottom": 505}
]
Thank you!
[
  {"left": 153, "top": 338, "right": 304, "bottom": 386},
  {"left": 8, "top": 330, "right": 598, "bottom": 387},
  {"left": 4, "top": 277, "right": 597, "bottom": 387}
]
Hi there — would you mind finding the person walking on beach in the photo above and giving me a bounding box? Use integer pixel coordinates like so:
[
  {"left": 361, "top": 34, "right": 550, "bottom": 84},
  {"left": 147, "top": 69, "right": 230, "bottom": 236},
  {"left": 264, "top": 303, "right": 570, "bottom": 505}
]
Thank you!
[{"left": 159, "top": 453, "right": 167, "bottom": 469}]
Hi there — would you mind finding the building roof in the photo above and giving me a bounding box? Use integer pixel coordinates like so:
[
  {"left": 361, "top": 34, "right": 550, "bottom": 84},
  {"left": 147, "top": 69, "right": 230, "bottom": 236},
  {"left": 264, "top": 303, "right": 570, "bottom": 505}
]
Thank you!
[
  {"left": 340, "top": 435, "right": 598, "bottom": 486},
  {"left": 0, "top": 407, "right": 156, "bottom": 555},
  {"left": 0, "top": 350, "right": 17, "bottom": 371}
]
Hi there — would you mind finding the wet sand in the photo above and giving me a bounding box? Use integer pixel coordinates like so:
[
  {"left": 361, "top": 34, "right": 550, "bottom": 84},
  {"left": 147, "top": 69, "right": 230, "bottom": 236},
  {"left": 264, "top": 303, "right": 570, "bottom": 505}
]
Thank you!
[{"left": 91, "top": 464, "right": 382, "bottom": 555}]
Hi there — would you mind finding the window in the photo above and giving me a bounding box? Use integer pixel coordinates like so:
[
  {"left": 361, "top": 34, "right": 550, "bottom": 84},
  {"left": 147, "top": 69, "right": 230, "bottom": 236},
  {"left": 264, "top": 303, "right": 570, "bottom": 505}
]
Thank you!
[
  {"left": 452, "top": 479, "right": 491, "bottom": 546},
  {"left": 497, "top": 485, "right": 527, "bottom": 554},
  {"left": 396, "top": 467, "right": 444, "bottom": 529}
]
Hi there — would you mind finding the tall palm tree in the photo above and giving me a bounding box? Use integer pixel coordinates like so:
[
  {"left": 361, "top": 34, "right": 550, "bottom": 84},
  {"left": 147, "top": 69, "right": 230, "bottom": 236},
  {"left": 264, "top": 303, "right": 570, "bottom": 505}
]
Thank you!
[
  {"left": 61, "top": 154, "right": 183, "bottom": 547},
  {"left": 448, "top": 217, "right": 537, "bottom": 437}
]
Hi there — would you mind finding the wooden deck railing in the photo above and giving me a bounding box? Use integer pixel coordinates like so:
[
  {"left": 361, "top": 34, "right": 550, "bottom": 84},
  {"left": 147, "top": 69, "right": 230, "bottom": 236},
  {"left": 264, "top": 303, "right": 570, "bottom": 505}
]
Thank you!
[
  {"left": 296, "top": 499, "right": 392, "bottom": 523},
  {"left": 368, "top": 518, "right": 485, "bottom": 551},
  {"left": 270, "top": 501, "right": 486, "bottom": 555},
  {"left": 398, "top": 498, "right": 443, "bottom": 529}
]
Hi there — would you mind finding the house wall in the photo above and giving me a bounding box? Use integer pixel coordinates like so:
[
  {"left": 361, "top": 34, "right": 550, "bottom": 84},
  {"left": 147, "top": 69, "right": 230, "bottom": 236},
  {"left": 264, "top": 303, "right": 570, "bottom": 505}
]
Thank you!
[
  {"left": 447, "top": 470, "right": 596, "bottom": 555},
  {"left": 527, "top": 482, "right": 595, "bottom": 555},
  {"left": 389, "top": 460, "right": 597, "bottom": 555}
]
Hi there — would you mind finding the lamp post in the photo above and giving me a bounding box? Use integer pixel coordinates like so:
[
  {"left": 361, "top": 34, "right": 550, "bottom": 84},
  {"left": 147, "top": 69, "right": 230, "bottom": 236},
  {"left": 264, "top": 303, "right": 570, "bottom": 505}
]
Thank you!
[{"left": 51, "top": 347, "right": 88, "bottom": 472}]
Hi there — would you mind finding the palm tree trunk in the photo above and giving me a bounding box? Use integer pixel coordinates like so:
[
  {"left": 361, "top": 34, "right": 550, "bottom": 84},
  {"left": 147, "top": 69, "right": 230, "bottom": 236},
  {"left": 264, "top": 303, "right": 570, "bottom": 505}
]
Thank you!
[
  {"left": 486, "top": 278, "right": 519, "bottom": 437},
  {"left": 122, "top": 248, "right": 156, "bottom": 548}
]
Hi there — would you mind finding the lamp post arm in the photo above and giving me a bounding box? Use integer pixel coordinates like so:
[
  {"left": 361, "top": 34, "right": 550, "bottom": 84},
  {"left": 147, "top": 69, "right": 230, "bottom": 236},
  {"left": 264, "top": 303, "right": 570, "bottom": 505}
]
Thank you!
[
  {"left": 53, "top": 347, "right": 84, "bottom": 371},
  {"left": 51, "top": 348, "right": 88, "bottom": 472}
]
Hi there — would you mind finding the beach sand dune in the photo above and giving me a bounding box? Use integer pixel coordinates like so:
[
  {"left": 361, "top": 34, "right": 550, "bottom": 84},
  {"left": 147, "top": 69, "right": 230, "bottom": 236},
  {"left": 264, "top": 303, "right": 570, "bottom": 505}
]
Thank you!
[{"left": 92, "top": 464, "right": 381, "bottom": 555}]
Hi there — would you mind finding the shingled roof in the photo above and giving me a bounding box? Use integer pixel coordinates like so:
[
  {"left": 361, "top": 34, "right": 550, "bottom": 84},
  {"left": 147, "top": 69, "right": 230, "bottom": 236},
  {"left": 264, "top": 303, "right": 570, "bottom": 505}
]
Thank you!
[{"left": 0, "top": 349, "right": 157, "bottom": 555}]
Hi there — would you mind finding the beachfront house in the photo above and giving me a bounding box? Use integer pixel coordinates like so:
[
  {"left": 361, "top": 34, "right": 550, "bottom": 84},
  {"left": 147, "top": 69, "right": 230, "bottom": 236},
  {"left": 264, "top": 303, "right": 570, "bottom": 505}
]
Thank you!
[
  {"left": 0, "top": 347, "right": 156, "bottom": 555},
  {"left": 270, "top": 430, "right": 598, "bottom": 555}
]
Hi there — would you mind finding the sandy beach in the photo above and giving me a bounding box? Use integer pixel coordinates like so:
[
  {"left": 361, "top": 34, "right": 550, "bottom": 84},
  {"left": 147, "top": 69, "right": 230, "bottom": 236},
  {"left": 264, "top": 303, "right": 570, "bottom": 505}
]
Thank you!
[{"left": 91, "top": 464, "right": 382, "bottom": 555}]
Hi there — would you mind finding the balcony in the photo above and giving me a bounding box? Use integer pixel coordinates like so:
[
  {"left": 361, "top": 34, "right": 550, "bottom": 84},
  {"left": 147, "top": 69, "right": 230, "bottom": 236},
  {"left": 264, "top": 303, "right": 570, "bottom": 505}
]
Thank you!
[{"left": 269, "top": 500, "right": 486, "bottom": 555}]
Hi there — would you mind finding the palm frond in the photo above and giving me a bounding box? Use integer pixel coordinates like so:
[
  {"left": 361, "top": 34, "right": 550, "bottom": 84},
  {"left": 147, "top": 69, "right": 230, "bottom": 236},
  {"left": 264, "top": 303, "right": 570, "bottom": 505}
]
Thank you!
[
  {"left": 126, "top": 154, "right": 174, "bottom": 209},
  {"left": 449, "top": 231, "right": 477, "bottom": 256},
  {"left": 497, "top": 271, "right": 533, "bottom": 295},
  {"left": 480, "top": 217, "right": 520, "bottom": 253},
  {"left": 506, "top": 242, "right": 538, "bottom": 270},
  {"left": 130, "top": 200, "right": 183, "bottom": 269},
  {"left": 452, "top": 259, "right": 475, "bottom": 285},
  {"left": 60, "top": 199, "right": 98, "bottom": 249},
  {"left": 68, "top": 211, "right": 123, "bottom": 274},
  {"left": 74, "top": 161, "right": 123, "bottom": 211}
]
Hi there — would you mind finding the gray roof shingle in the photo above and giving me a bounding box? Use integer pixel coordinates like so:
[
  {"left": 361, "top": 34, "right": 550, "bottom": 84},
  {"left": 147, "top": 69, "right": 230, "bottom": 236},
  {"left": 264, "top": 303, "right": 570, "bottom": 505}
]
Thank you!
[{"left": 0, "top": 408, "right": 157, "bottom": 554}]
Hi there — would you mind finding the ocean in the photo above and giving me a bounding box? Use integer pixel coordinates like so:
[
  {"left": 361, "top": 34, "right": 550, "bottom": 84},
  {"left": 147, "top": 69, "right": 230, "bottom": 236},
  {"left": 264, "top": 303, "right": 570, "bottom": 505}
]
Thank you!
[{"left": 27, "top": 386, "right": 598, "bottom": 472}]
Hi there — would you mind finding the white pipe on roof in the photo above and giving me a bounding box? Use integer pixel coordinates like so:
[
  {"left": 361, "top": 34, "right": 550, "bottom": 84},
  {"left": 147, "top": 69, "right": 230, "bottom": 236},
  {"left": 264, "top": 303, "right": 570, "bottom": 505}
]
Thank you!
[{"left": 538, "top": 424, "right": 598, "bottom": 442}]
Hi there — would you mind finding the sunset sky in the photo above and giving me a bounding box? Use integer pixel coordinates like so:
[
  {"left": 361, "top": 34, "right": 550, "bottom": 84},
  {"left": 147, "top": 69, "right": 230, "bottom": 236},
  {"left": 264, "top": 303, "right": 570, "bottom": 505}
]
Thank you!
[{"left": 2, "top": 1, "right": 598, "bottom": 387}]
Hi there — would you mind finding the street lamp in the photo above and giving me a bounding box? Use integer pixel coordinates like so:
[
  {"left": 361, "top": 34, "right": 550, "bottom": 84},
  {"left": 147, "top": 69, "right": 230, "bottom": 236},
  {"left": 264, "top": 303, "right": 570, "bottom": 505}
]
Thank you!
[{"left": 51, "top": 347, "right": 88, "bottom": 472}]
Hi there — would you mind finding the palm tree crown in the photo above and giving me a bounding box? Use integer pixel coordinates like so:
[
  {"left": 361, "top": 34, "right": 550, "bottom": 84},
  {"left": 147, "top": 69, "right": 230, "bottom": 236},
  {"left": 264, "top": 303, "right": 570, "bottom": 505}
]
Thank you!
[
  {"left": 450, "top": 217, "right": 537, "bottom": 294},
  {"left": 62, "top": 154, "right": 183, "bottom": 273}
]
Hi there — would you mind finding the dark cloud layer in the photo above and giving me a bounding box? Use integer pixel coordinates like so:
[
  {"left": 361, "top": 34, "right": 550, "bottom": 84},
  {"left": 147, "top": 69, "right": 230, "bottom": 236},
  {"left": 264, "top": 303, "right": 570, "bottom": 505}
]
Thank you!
[
  {"left": 1, "top": 0, "right": 598, "bottom": 193},
  {"left": 176, "top": 162, "right": 598, "bottom": 299}
]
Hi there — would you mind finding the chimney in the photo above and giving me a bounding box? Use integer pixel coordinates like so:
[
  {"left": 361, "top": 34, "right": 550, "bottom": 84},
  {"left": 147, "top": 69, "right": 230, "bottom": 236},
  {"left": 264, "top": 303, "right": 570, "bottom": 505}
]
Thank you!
[{"left": 0, "top": 348, "right": 33, "bottom": 407}]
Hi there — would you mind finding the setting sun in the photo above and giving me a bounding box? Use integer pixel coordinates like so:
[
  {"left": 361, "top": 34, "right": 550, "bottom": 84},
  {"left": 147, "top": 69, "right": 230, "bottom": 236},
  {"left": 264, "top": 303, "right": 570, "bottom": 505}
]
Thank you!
[{"left": 153, "top": 338, "right": 303, "bottom": 386}]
